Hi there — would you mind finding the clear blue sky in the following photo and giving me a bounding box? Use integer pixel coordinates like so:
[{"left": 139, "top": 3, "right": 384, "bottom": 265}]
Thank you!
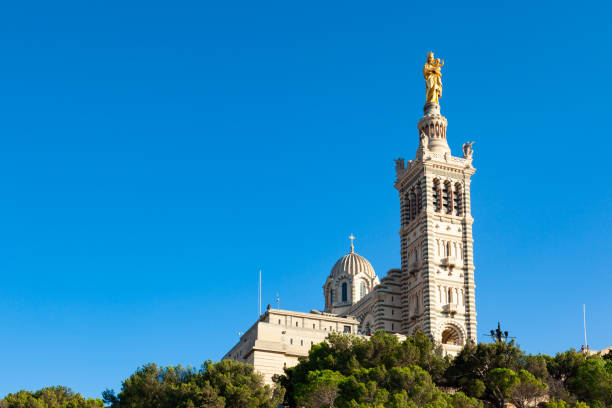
[{"left": 1, "top": 0, "right": 610, "bottom": 399}]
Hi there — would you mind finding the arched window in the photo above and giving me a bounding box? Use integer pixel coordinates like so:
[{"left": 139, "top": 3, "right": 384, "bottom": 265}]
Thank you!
[
  {"left": 341, "top": 282, "right": 348, "bottom": 302},
  {"left": 442, "top": 327, "right": 461, "bottom": 345},
  {"left": 330, "top": 289, "right": 334, "bottom": 304},
  {"left": 360, "top": 281, "right": 366, "bottom": 298}
]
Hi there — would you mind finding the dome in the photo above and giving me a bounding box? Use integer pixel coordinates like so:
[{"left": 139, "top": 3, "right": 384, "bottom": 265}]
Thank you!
[{"left": 330, "top": 246, "right": 376, "bottom": 279}]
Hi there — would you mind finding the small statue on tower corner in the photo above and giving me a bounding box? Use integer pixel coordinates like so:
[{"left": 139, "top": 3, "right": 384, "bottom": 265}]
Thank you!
[
  {"left": 423, "top": 52, "right": 444, "bottom": 104},
  {"left": 462, "top": 141, "right": 474, "bottom": 159},
  {"left": 394, "top": 158, "right": 405, "bottom": 173}
]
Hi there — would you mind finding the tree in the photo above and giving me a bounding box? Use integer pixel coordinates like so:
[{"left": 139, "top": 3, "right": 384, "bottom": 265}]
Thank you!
[
  {"left": 567, "top": 357, "right": 612, "bottom": 407},
  {"left": 104, "top": 360, "right": 283, "bottom": 408},
  {"left": 487, "top": 368, "right": 518, "bottom": 408},
  {"left": 508, "top": 369, "right": 548, "bottom": 408},
  {"left": 546, "top": 350, "right": 586, "bottom": 390},
  {"left": 447, "top": 392, "right": 484, "bottom": 408},
  {"left": 444, "top": 340, "right": 523, "bottom": 402},
  {"left": 0, "top": 386, "right": 103, "bottom": 408},
  {"left": 294, "top": 370, "right": 344, "bottom": 408}
]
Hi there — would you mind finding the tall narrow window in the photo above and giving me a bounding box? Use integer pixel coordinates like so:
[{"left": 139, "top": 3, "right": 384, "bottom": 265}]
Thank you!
[
  {"left": 360, "top": 281, "right": 366, "bottom": 298},
  {"left": 416, "top": 182, "right": 423, "bottom": 213},
  {"left": 454, "top": 183, "right": 462, "bottom": 216},
  {"left": 341, "top": 282, "right": 348, "bottom": 302},
  {"left": 433, "top": 179, "right": 441, "bottom": 212},
  {"left": 410, "top": 190, "right": 417, "bottom": 220},
  {"left": 403, "top": 193, "right": 411, "bottom": 224},
  {"left": 443, "top": 182, "right": 452, "bottom": 214},
  {"left": 330, "top": 289, "right": 334, "bottom": 304}
]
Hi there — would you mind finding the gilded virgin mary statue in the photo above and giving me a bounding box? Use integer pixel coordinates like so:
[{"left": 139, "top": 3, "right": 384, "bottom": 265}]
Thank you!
[{"left": 423, "top": 52, "right": 444, "bottom": 104}]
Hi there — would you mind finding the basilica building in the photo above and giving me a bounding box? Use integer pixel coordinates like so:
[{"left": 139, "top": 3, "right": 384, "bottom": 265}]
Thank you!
[{"left": 224, "top": 53, "right": 478, "bottom": 384}]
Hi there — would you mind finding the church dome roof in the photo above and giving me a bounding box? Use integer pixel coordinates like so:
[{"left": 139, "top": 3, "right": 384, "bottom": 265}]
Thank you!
[{"left": 330, "top": 239, "right": 376, "bottom": 279}]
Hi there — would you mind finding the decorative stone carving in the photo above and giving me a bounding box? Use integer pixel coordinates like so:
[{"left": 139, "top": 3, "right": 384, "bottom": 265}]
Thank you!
[
  {"left": 462, "top": 141, "right": 474, "bottom": 159},
  {"left": 419, "top": 131, "right": 429, "bottom": 151},
  {"left": 394, "top": 158, "right": 405, "bottom": 174}
]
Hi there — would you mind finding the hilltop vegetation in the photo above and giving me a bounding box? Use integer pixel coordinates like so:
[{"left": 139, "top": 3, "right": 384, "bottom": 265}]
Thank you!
[
  {"left": 0, "top": 386, "right": 103, "bottom": 408},
  {"left": 277, "top": 332, "right": 612, "bottom": 408},
  {"left": 2, "top": 332, "right": 611, "bottom": 408}
]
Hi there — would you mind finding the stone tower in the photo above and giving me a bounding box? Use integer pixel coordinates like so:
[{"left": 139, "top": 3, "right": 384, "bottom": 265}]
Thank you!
[{"left": 393, "top": 98, "right": 477, "bottom": 353}]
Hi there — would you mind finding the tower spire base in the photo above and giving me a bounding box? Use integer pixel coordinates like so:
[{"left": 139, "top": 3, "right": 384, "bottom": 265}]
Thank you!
[{"left": 417, "top": 103, "right": 450, "bottom": 155}]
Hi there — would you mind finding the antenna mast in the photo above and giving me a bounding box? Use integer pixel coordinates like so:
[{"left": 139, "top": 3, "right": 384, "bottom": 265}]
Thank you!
[
  {"left": 583, "top": 304, "right": 588, "bottom": 351},
  {"left": 258, "top": 269, "right": 262, "bottom": 317}
]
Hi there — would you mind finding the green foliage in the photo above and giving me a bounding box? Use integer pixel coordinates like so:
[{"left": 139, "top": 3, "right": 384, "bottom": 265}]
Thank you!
[
  {"left": 487, "top": 368, "right": 518, "bottom": 408},
  {"left": 0, "top": 386, "right": 103, "bottom": 408},
  {"left": 281, "top": 331, "right": 480, "bottom": 408},
  {"left": 444, "top": 339, "right": 562, "bottom": 408},
  {"left": 546, "top": 350, "right": 587, "bottom": 389},
  {"left": 545, "top": 398, "right": 591, "bottom": 408},
  {"left": 294, "top": 370, "right": 344, "bottom": 408},
  {"left": 446, "top": 392, "right": 484, "bottom": 408},
  {"left": 444, "top": 340, "right": 524, "bottom": 404},
  {"left": 567, "top": 357, "right": 612, "bottom": 407},
  {"left": 104, "top": 360, "right": 283, "bottom": 408},
  {"left": 508, "top": 369, "right": 548, "bottom": 408}
]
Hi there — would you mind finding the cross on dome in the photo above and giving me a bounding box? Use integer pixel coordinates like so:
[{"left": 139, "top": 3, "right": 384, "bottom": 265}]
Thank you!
[{"left": 349, "top": 234, "right": 355, "bottom": 253}]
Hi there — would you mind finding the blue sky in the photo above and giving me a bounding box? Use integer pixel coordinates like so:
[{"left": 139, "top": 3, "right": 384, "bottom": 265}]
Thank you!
[{"left": 1, "top": 0, "right": 611, "bottom": 399}]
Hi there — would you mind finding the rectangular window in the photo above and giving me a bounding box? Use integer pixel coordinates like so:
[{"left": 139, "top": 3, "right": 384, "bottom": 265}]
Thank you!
[
  {"left": 392, "top": 323, "right": 395, "bottom": 330},
  {"left": 290, "top": 338, "right": 293, "bottom": 345},
  {"left": 343, "top": 325, "right": 351, "bottom": 333},
  {"left": 300, "top": 340, "right": 303, "bottom": 346},
  {"left": 313, "top": 324, "right": 316, "bottom": 329},
  {"left": 296, "top": 322, "right": 299, "bottom": 327}
]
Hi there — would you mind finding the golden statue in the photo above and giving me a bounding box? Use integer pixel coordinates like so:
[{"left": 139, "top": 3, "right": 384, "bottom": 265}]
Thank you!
[{"left": 423, "top": 52, "right": 444, "bottom": 104}]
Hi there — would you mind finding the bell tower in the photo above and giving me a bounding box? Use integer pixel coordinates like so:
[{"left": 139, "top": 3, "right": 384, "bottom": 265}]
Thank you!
[{"left": 393, "top": 53, "right": 477, "bottom": 353}]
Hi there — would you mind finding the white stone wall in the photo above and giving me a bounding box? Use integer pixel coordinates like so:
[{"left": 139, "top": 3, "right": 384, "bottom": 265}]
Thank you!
[{"left": 223, "top": 309, "right": 359, "bottom": 384}]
